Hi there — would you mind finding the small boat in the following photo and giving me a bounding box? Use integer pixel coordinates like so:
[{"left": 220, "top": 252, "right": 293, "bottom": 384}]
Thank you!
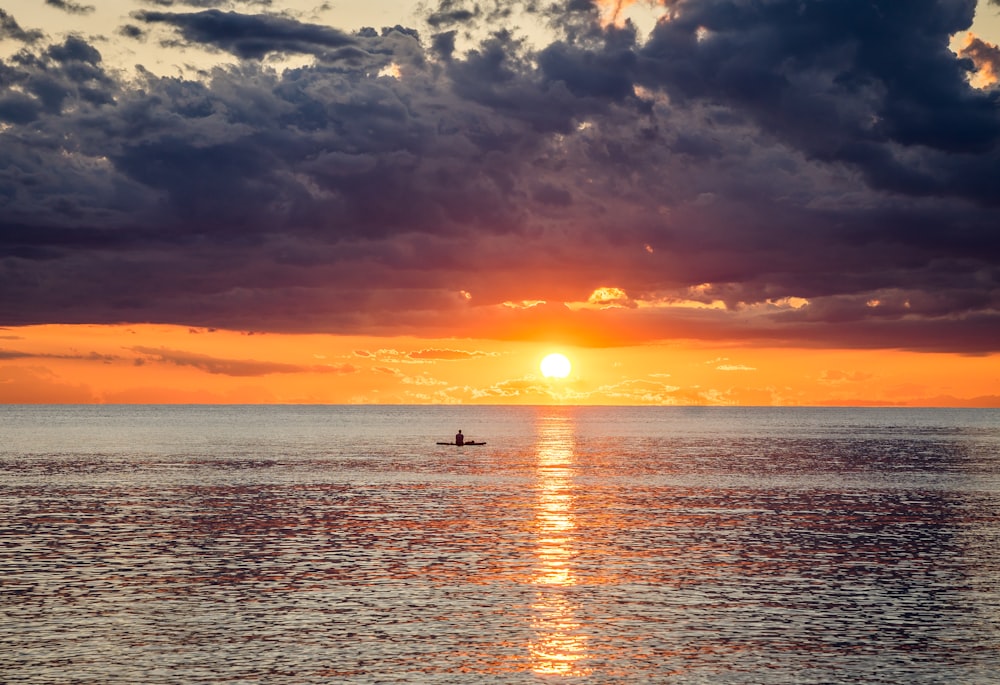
[{"left": 436, "top": 441, "right": 486, "bottom": 446}]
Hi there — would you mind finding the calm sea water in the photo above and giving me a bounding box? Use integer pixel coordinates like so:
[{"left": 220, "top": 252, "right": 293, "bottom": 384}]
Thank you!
[{"left": 1, "top": 405, "right": 999, "bottom": 684}]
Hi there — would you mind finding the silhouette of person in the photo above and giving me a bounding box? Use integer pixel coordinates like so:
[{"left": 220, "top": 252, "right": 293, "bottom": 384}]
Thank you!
[{"left": 455, "top": 429, "right": 464, "bottom": 446}]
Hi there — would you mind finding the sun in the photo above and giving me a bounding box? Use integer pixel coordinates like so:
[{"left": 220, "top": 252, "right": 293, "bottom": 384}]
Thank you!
[{"left": 540, "top": 353, "right": 572, "bottom": 379}]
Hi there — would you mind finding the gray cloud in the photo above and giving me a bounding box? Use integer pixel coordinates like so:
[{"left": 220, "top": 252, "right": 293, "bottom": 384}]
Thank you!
[
  {"left": 0, "top": 9, "right": 44, "bottom": 43},
  {"left": 45, "top": 0, "right": 95, "bottom": 15},
  {"left": 138, "top": 0, "right": 273, "bottom": 6},
  {"left": 0, "top": 1, "right": 998, "bottom": 352},
  {"left": 134, "top": 9, "right": 356, "bottom": 59}
]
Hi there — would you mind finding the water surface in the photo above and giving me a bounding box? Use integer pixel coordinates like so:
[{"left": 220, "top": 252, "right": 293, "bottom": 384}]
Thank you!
[{"left": 2, "top": 406, "right": 998, "bottom": 683}]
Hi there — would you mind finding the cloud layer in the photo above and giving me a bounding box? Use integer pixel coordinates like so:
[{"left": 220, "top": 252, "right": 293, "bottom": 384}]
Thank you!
[{"left": 2, "top": 0, "right": 999, "bottom": 352}]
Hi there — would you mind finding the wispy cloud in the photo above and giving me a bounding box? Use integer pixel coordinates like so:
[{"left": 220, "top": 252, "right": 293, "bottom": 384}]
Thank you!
[
  {"left": 45, "top": 0, "right": 95, "bottom": 15},
  {"left": 407, "top": 348, "right": 492, "bottom": 361},
  {"left": 0, "top": 347, "right": 117, "bottom": 362},
  {"left": 130, "top": 346, "right": 355, "bottom": 376}
]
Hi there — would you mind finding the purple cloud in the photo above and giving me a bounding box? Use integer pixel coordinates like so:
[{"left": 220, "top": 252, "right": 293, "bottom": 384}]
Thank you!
[{"left": 0, "top": 1, "right": 998, "bottom": 353}]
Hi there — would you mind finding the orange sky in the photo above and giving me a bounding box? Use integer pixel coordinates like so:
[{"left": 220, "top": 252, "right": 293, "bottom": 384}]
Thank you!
[{"left": 2, "top": 323, "right": 998, "bottom": 406}]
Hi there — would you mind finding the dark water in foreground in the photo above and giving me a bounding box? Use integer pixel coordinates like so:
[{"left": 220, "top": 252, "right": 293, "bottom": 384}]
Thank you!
[{"left": 1, "top": 405, "right": 999, "bottom": 683}]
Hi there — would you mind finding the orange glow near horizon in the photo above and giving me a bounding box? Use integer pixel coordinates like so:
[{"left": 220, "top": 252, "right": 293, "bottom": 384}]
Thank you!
[{"left": 1, "top": 323, "right": 999, "bottom": 406}]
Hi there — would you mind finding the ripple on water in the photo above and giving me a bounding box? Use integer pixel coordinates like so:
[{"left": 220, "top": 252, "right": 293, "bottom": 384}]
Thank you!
[{"left": 1, "top": 406, "right": 999, "bottom": 683}]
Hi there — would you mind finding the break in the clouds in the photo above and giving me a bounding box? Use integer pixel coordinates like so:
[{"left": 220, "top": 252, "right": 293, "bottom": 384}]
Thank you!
[{"left": 1, "top": 0, "right": 999, "bottom": 353}]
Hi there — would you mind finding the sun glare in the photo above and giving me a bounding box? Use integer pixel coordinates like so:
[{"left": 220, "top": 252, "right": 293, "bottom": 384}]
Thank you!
[{"left": 540, "top": 353, "right": 572, "bottom": 379}]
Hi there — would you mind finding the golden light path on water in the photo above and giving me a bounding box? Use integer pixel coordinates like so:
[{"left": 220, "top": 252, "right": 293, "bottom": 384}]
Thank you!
[{"left": 529, "top": 412, "right": 589, "bottom": 676}]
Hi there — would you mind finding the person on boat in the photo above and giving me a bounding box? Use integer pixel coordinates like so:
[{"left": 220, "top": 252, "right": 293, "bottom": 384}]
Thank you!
[{"left": 455, "top": 429, "right": 465, "bottom": 446}]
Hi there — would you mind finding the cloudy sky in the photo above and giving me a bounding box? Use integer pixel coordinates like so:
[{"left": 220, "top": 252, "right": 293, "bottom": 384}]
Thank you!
[{"left": 2, "top": 0, "right": 1000, "bottom": 405}]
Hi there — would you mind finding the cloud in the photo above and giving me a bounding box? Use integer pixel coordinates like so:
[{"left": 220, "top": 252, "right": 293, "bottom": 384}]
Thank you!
[
  {"left": 407, "top": 348, "right": 491, "bottom": 360},
  {"left": 137, "top": 0, "right": 275, "bottom": 7},
  {"left": 427, "top": 4, "right": 478, "bottom": 28},
  {"left": 130, "top": 346, "right": 355, "bottom": 376},
  {"left": 820, "top": 369, "right": 874, "bottom": 384},
  {"left": 400, "top": 373, "right": 447, "bottom": 385},
  {"left": 118, "top": 24, "right": 146, "bottom": 40},
  {"left": 636, "top": 0, "right": 1000, "bottom": 197},
  {"left": 0, "top": 9, "right": 44, "bottom": 43},
  {"left": 45, "top": 0, "right": 95, "bottom": 15},
  {"left": 0, "top": 347, "right": 118, "bottom": 362},
  {"left": 592, "top": 377, "right": 682, "bottom": 404},
  {"left": 0, "top": 1, "right": 998, "bottom": 353},
  {"left": 959, "top": 32, "right": 1000, "bottom": 84},
  {"left": 585, "top": 286, "right": 636, "bottom": 309},
  {"left": 134, "top": 9, "right": 356, "bottom": 59}
]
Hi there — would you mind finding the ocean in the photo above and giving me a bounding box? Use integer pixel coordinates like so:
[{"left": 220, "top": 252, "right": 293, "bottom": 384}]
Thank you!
[{"left": 1, "top": 405, "right": 998, "bottom": 683}]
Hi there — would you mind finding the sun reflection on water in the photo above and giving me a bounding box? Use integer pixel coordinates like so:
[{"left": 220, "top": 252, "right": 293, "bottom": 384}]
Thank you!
[{"left": 529, "top": 412, "right": 589, "bottom": 676}]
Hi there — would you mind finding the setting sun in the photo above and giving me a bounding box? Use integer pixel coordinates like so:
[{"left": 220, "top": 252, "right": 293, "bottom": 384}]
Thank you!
[{"left": 540, "top": 353, "right": 572, "bottom": 379}]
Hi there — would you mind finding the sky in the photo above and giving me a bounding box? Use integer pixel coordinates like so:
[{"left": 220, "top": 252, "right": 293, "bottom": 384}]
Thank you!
[{"left": 2, "top": 0, "right": 1000, "bottom": 406}]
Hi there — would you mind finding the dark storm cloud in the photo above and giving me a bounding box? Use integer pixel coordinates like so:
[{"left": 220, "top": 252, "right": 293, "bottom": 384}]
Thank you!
[
  {"left": 636, "top": 0, "right": 1000, "bottom": 204},
  {"left": 1, "top": 1, "right": 999, "bottom": 352},
  {"left": 134, "top": 9, "right": 356, "bottom": 59}
]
